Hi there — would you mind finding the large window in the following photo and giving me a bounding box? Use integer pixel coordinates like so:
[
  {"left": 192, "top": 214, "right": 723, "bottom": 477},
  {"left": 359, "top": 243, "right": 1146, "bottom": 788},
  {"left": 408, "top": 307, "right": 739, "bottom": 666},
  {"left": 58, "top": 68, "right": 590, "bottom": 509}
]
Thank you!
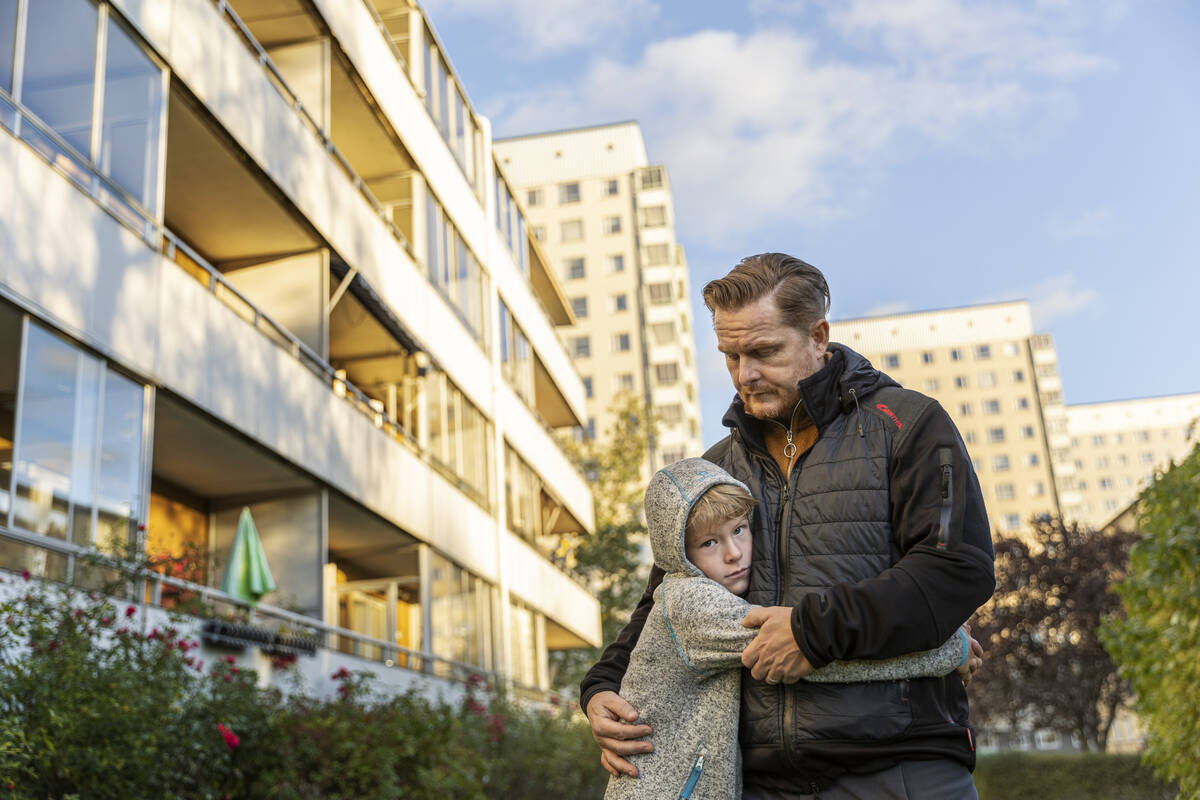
[
  {"left": 424, "top": 188, "right": 489, "bottom": 347},
  {"left": 1, "top": 0, "right": 16, "bottom": 95},
  {"left": 100, "top": 13, "right": 164, "bottom": 214},
  {"left": 429, "top": 552, "right": 495, "bottom": 672},
  {"left": 508, "top": 598, "right": 543, "bottom": 688},
  {"left": 426, "top": 371, "right": 492, "bottom": 508},
  {"left": 9, "top": 322, "right": 146, "bottom": 551},
  {"left": 498, "top": 301, "right": 533, "bottom": 405},
  {"left": 421, "top": 25, "right": 479, "bottom": 188},
  {"left": 494, "top": 166, "right": 527, "bottom": 274}
]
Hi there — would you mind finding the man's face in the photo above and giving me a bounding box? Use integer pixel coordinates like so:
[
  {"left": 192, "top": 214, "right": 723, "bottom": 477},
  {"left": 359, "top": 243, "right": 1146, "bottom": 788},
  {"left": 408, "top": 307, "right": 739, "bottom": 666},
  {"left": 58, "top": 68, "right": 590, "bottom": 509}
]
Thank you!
[
  {"left": 685, "top": 514, "right": 752, "bottom": 595},
  {"left": 714, "top": 294, "right": 829, "bottom": 422}
]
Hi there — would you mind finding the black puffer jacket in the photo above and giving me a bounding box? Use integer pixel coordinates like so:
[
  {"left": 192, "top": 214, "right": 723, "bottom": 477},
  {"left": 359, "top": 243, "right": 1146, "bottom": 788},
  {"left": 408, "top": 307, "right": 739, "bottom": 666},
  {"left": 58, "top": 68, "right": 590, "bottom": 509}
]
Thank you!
[{"left": 582, "top": 345, "right": 995, "bottom": 792}]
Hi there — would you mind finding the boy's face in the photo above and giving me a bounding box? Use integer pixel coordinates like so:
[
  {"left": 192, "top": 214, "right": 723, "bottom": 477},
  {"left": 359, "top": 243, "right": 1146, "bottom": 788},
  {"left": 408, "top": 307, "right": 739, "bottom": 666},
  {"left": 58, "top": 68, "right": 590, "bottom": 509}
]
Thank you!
[{"left": 685, "top": 514, "right": 752, "bottom": 595}]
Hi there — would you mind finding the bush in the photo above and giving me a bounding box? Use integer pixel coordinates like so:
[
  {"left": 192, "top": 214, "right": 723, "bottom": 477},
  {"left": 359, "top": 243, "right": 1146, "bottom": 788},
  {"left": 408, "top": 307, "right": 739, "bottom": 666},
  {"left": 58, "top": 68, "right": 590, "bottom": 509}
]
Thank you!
[
  {"left": 0, "top": 574, "right": 607, "bottom": 799},
  {"left": 974, "top": 752, "right": 1175, "bottom": 800}
]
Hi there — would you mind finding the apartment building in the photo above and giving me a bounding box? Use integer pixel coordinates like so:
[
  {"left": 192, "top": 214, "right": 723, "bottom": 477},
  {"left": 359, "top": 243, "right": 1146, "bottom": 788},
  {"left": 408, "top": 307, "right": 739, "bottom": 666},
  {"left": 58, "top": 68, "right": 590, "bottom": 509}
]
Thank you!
[
  {"left": 494, "top": 122, "right": 704, "bottom": 472},
  {"left": 0, "top": 0, "right": 600, "bottom": 692},
  {"left": 1063, "top": 393, "right": 1200, "bottom": 528},
  {"left": 830, "top": 302, "right": 1067, "bottom": 538}
]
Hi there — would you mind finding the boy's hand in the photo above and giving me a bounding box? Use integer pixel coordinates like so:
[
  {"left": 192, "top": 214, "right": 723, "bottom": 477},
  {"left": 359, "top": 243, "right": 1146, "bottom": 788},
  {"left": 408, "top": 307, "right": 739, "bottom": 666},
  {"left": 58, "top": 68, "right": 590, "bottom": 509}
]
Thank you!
[
  {"left": 957, "top": 624, "right": 984, "bottom": 687},
  {"left": 741, "top": 606, "right": 813, "bottom": 684},
  {"left": 585, "top": 690, "right": 653, "bottom": 778}
]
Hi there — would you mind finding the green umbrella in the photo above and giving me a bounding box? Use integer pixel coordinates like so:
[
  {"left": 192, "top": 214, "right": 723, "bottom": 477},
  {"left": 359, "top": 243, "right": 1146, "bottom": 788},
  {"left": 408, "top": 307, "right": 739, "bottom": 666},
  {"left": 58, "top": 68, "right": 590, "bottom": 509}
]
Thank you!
[{"left": 220, "top": 507, "right": 277, "bottom": 605}]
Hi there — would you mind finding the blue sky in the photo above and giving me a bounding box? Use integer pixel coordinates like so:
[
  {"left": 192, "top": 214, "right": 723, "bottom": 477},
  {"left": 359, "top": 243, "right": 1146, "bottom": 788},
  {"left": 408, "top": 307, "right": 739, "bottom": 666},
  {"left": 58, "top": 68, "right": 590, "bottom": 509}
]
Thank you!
[{"left": 423, "top": 0, "right": 1200, "bottom": 445}]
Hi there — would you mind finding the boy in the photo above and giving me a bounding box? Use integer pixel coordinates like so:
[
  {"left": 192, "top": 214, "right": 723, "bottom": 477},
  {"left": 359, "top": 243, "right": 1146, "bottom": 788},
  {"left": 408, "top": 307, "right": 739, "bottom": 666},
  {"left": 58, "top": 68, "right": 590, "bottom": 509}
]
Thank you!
[{"left": 604, "top": 458, "right": 970, "bottom": 800}]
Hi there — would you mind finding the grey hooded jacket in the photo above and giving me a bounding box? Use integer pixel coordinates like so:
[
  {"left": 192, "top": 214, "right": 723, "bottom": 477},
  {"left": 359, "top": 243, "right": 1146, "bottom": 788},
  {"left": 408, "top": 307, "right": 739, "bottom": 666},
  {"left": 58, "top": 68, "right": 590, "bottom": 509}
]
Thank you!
[{"left": 604, "top": 458, "right": 968, "bottom": 800}]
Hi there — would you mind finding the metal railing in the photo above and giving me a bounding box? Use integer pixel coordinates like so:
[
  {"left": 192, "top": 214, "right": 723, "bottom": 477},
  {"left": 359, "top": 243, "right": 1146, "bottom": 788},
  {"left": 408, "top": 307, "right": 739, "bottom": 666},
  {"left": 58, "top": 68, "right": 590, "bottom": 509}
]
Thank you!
[{"left": 0, "top": 526, "right": 560, "bottom": 699}]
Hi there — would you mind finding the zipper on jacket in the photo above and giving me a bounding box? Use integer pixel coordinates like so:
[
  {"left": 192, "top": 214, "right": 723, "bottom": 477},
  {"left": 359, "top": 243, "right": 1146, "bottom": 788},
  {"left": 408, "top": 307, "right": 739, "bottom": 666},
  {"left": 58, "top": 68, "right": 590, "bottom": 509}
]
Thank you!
[
  {"left": 678, "top": 752, "right": 706, "bottom": 799},
  {"left": 936, "top": 446, "right": 954, "bottom": 549}
]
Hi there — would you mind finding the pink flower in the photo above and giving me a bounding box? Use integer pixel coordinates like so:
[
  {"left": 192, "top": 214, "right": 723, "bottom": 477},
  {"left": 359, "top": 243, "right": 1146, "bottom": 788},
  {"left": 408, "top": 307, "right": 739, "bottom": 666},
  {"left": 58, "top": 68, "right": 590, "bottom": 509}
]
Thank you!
[
  {"left": 20, "top": 570, "right": 30, "bottom": 581},
  {"left": 217, "top": 723, "right": 240, "bottom": 750}
]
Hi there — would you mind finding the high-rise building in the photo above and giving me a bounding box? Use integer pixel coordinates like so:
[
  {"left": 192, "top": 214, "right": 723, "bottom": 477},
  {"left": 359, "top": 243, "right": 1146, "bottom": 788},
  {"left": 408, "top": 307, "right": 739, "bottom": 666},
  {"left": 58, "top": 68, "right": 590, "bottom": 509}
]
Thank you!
[
  {"left": 1063, "top": 394, "right": 1200, "bottom": 527},
  {"left": 830, "top": 302, "right": 1068, "bottom": 537},
  {"left": 0, "top": 0, "right": 599, "bottom": 692},
  {"left": 494, "top": 123, "right": 704, "bottom": 472}
]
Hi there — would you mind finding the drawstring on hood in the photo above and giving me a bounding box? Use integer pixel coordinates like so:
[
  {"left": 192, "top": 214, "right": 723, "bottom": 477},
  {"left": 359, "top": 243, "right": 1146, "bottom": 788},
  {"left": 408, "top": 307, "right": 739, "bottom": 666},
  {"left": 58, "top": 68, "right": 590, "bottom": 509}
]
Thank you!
[{"left": 848, "top": 388, "right": 864, "bottom": 438}]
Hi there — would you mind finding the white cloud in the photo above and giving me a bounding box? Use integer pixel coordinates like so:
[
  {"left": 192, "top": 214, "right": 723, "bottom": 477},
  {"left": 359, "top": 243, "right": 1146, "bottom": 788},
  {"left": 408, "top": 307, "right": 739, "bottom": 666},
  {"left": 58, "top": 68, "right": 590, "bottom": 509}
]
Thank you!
[
  {"left": 995, "top": 273, "right": 1101, "bottom": 326},
  {"left": 1046, "top": 207, "right": 1115, "bottom": 239},
  {"left": 421, "top": 0, "right": 660, "bottom": 57},
  {"left": 488, "top": 3, "right": 1112, "bottom": 245}
]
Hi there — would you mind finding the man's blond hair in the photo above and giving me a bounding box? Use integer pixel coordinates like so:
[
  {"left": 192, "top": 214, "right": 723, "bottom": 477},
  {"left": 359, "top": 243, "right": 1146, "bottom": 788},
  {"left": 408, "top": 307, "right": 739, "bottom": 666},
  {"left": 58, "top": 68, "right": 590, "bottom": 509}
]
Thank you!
[{"left": 686, "top": 483, "right": 756, "bottom": 538}]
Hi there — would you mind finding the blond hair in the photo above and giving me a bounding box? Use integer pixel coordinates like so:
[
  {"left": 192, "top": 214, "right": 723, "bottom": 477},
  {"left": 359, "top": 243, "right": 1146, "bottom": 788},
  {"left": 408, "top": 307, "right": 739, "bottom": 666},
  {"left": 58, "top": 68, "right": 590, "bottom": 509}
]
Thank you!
[{"left": 686, "top": 483, "right": 756, "bottom": 539}]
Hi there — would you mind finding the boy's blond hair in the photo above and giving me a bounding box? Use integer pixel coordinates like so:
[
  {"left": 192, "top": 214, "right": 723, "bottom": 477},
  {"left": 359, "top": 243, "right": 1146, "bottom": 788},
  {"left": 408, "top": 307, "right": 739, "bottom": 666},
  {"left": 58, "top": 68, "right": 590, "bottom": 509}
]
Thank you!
[{"left": 686, "top": 483, "right": 756, "bottom": 538}]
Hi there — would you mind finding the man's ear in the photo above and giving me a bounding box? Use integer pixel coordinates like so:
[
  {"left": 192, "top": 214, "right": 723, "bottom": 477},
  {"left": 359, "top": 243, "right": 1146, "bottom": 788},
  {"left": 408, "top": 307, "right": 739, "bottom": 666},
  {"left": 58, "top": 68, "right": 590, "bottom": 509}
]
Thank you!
[{"left": 811, "top": 319, "right": 830, "bottom": 353}]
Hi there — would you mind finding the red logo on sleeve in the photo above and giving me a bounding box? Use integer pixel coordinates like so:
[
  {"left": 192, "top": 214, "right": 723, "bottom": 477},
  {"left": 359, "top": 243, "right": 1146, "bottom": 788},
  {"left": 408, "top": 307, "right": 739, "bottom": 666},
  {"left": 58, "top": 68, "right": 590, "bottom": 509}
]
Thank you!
[{"left": 876, "top": 403, "right": 902, "bottom": 429}]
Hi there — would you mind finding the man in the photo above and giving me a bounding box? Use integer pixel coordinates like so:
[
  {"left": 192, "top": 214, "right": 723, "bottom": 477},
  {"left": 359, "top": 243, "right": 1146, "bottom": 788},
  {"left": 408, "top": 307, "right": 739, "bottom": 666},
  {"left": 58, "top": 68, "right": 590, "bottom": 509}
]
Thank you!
[{"left": 582, "top": 254, "right": 995, "bottom": 798}]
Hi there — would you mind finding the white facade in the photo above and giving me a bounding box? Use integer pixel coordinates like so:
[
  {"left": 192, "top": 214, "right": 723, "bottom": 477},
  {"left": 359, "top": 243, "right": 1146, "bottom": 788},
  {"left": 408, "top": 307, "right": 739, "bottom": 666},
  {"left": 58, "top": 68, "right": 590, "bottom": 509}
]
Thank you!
[
  {"left": 495, "top": 122, "right": 704, "bottom": 473},
  {"left": 0, "top": 0, "right": 599, "bottom": 692}
]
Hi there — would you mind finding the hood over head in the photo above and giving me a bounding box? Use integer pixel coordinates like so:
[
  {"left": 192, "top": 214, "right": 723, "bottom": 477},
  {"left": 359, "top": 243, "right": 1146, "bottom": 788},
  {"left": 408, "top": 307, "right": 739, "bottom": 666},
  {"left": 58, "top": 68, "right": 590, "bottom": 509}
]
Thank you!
[{"left": 644, "top": 457, "right": 753, "bottom": 576}]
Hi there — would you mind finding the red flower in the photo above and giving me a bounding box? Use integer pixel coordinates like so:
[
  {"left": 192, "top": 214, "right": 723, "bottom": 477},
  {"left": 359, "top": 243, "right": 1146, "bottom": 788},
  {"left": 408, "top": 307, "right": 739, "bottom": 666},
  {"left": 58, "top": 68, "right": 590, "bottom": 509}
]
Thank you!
[
  {"left": 20, "top": 570, "right": 30, "bottom": 581},
  {"left": 465, "top": 697, "right": 486, "bottom": 717},
  {"left": 217, "top": 723, "right": 240, "bottom": 750},
  {"left": 224, "top": 655, "right": 237, "bottom": 664},
  {"left": 331, "top": 666, "right": 351, "bottom": 681},
  {"left": 125, "top": 605, "right": 136, "bottom": 618}
]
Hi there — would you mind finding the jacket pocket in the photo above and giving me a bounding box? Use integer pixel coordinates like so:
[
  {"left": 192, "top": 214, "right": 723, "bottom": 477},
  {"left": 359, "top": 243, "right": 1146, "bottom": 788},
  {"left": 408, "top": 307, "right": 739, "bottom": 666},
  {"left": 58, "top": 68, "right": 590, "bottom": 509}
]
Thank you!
[
  {"left": 678, "top": 750, "right": 706, "bottom": 799},
  {"left": 790, "top": 681, "right": 913, "bottom": 743}
]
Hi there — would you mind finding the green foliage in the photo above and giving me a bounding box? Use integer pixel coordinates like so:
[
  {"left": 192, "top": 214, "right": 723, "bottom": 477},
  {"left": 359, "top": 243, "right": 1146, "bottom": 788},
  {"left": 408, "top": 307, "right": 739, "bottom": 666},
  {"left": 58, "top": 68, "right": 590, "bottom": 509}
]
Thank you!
[
  {"left": 0, "top": 576, "right": 607, "bottom": 799},
  {"left": 551, "top": 393, "right": 655, "bottom": 690},
  {"left": 1102, "top": 443, "right": 1200, "bottom": 799},
  {"left": 974, "top": 752, "right": 1175, "bottom": 800},
  {"left": 972, "top": 516, "right": 1135, "bottom": 751}
]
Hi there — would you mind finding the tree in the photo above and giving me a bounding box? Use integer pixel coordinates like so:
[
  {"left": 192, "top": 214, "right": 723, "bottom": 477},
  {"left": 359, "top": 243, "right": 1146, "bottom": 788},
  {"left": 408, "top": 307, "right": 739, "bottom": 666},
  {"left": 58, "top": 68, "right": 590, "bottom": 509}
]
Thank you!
[
  {"left": 1102, "top": 444, "right": 1200, "bottom": 798},
  {"left": 548, "top": 393, "right": 656, "bottom": 690},
  {"left": 970, "top": 515, "right": 1135, "bottom": 751}
]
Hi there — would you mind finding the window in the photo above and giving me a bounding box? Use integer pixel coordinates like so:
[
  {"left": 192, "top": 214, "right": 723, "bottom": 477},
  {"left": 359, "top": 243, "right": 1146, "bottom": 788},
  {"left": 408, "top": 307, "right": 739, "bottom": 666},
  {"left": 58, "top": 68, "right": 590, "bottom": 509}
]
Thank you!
[
  {"left": 582, "top": 376, "right": 593, "bottom": 399},
  {"left": 1014, "top": 397, "right": 1030, "bottom": 410},
  {"left": 564, "top": 257, "right": 586, "bottom": 280},
  {"left": 996, "top": 483, "right": 1015, "bottom": 500},
  {"left": 1114, "top": 433, "right": 1125, "bottom": 444},
  {"left": 613, "top": 373, "right": 635, "bottom": 392},
  {"left": 100, "top": 14, "right": 166, "bottom": 214},
  {"left": 950, "top": 348, "right": 963, "bottom": 361},
  {"left": 1, "top": 0, "right": 15, "bottom": 94},
  {"left": 1042, "top": 390, "right": 1062, "bottom": 405},
  {"left": 22, "top": 0, "right": 99, "bottom": 163},
  {"left": 978, "top": 372, "right": 996, "bottom": 388},
  {"left": 1099, "top": 478, "right": 1114, "bottom": 490},
  {"left": 959, "top": 403, "right": 973, "bottom": 416},
  {"left": 604, "top": 179, "right": 619, "bottom": 196},
  {"left": 1118, "top": 454, "right": 1128, "bottom": 466},
  {"left": 965, "top": 432, "right": 977, "bottom": 445},
  {"left": 645, "top": 243, "right": 671, "bottom": 265},
  {"left": 662, "top": 447, "right": 687, "bottom": 466},
  {"left": 526, "top": 188, "right": 543, "bottom": 207},
  {"left": 1021, "top": 425, "right": 1035, "bottom": 439},
  {"left": 983, "top": 399, "right": 1001, "bottom": 415},
  {"left": 659, "top": 404, "right": 684, "bottom": 425},
  {"left": 425, "top": 192, "right": 489, "bottom": 345},
  {"left": 640, "top": 167, "right": 664, "bottom": 189},
  {"left": 1104, "top": 499, "right": 1119, "bottom": 512},
  {"left": 648, "top": 283, "right": 673, "bottom": 305},
  {"left": 1024, "top": 452, "right": 1040, "bottom": 467},
  {"left": 654, "top": 363, "right": 680, "bottom": 385},
  {"left": 954, "top": 376, "right": 969, "bottom": 389},
  {"left": 603, "top": 215, "right": 622, "bottom": 234},
  {"left": 607, "top": 254, "right": 625, "bottom": 273},
  {"left": 498, "top": 301, "right": 534, "bottom": 403},
  {"left": 1004, "top": 514, "right": 1021, "bottom": 530},
  {"left": 11, "top": 323, "right": 147, "bottom": 550},
  {"left": 972, "top": 457, "right": 983, "bottom": 472},
  {"left": 559, "top": 182, "right": 580, "bottom": 203},
  {"left": 1011, "top": 369, "right": 1025, "bottom": 383},
  {"left": 992, "top": 455, "right": 1011, "bottom": 471},
  {"left": 1136, "top": 430, "right": 1150, "bottom": 441},
  {"left": 569, "top": 336, "right": 590, "bottom": 358},
  {"left": 611, "top": 332, "right": 632, "bottom": 353},
  {"left": 1003, "top": 342, "right": 1020, "bottom": 357},
  {"left": 883, "top": 354, "right": 900, "bottom": 368},
  {"left": 570, "top": 297, "right": 588, "bottom": 318},
  {"left": 560, "top": 219, "right": 583, "bottom": 242},
  {"left": 612, "top": 294, "right": 629, "bottom": 312},
  {"left": 988, "top": 427, "right": 1006, "bottom": 443},
  {"left": 1095, "top": 455, "right": 1109, "bottom": 468},
  {"left": 921, "top": 351, "right": 935, "bottom": 365},
  {"left": 1139, "top": 452, "right": 1154, "bottom": 464},
  {"left": 924, "top": 379, "right": 939, "bottom": 392},
  {"left": 531, "top": 225, "right": 546, "bottom": 242},
  {"left": 1035, "top": 363, "right": 1058, "bottom": 378},
  {"left": 1091, "top": 434, "right": 1106, "bottom": 446},
  {"left": 641, "top": 206, "right": 667, "bottom": 227},
  {"left": 650, "top": 322, "right": 677, "bottom": 346},
  {"left": 974, "top": 345, "right": 991, "bottom": 360}
]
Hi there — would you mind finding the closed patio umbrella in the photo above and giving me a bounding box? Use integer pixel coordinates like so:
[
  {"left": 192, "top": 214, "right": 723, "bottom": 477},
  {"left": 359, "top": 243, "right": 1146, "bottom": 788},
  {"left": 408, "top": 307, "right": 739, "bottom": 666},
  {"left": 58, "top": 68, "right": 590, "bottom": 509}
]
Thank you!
[{"left": 220, "top": 507, "right": 277, "bottom": 605}]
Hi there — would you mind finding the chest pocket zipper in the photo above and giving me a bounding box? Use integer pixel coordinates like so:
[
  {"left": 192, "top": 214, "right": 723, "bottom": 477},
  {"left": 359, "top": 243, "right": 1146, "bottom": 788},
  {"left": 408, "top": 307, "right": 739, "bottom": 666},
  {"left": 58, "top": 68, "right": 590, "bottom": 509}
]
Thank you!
[
  {"left": 679, "top": 752, "right": 706, "bottom": 799},
  {"left": 937, "top": 446, "right": 954, "bottom": 549}
]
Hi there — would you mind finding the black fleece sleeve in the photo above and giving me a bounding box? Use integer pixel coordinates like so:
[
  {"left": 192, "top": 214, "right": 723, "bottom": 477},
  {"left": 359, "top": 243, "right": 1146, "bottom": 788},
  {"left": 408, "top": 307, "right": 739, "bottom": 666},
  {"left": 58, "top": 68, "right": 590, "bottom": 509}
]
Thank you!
[
  {"left": 579, "top": 564, "right": 665, "bottom": 715},
  {"left": 790, "top": 401, "right": 995, "bottom": 667}
]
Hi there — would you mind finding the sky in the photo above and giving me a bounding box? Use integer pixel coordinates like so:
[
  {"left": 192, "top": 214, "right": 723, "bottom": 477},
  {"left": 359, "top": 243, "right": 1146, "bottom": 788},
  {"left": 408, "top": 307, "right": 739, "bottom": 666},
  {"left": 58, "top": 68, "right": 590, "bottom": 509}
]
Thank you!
[{"left": 422, "top": 0, "right": 1200, "bottom": 446}]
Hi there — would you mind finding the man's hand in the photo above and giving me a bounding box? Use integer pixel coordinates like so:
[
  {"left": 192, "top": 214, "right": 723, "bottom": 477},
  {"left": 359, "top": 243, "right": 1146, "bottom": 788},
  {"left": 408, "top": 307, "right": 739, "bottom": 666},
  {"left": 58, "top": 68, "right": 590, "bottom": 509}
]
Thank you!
[
  {"left": 741, "top": 606, "right": 813, "bottom": 684},
  {"left": 957, "top": 624, "right": 984, "bottom": 687},
  {"left": 585, "top": 690, "right": 653, "bottom": 778}
]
